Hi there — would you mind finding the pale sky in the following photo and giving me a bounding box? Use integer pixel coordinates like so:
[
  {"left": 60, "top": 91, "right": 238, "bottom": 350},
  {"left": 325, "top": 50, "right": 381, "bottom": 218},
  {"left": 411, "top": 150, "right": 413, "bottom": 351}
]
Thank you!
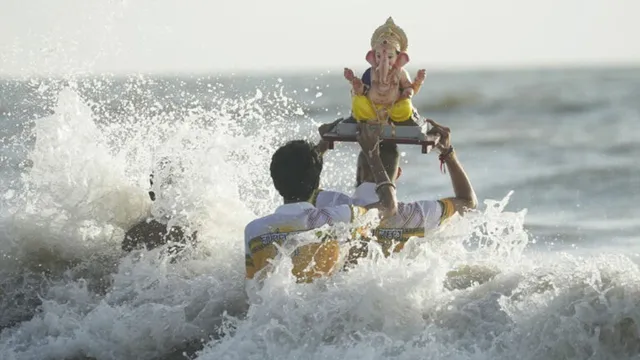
[{"left": 1, "top": 0, "right": 639, "bottom": 76}]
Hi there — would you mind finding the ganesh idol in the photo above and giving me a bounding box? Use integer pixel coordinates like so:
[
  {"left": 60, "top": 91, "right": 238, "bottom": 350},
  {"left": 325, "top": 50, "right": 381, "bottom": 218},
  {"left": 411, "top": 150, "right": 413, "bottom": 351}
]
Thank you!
[{"left": 344, "top": 17, "right": 426, "bottom": 124}]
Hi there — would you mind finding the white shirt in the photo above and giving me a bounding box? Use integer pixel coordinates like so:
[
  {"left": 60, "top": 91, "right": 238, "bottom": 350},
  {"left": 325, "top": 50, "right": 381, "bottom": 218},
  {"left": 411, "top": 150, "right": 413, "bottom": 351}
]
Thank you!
[
  {"left": 244, "top": 201, "right": 366, "bottom": 280},
  {"left": 315, "top": 183, "right": 455, "bottom": 250}
]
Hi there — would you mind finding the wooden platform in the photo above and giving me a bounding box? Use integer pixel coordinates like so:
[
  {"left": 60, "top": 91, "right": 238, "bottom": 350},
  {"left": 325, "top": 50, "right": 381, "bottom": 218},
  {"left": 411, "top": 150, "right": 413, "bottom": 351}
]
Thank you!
[{"left": 320, "top": 117, "right": 440, "bottom": 154}]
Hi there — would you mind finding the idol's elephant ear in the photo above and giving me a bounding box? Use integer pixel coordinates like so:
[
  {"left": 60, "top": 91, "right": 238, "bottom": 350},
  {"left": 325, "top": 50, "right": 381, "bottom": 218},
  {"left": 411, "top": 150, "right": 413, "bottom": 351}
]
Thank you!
[
  {"left": 366, "top": 50, "right": 376, "bottom": 66},
  {"left": 394, "top": 52, "right": 410, "bottom": 69}
]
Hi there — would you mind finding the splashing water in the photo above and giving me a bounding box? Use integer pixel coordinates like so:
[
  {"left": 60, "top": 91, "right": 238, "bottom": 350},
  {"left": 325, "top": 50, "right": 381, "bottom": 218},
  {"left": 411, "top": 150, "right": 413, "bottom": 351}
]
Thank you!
[{"left": 1, "top": 76, "right": 639, "bottom": 360}]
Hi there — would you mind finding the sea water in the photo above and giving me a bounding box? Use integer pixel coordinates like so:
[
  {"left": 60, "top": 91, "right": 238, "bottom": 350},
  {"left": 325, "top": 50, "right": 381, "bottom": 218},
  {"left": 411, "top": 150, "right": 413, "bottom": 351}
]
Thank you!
[{"left": 1, "top": 68, "right": 640, "bottom": 359}]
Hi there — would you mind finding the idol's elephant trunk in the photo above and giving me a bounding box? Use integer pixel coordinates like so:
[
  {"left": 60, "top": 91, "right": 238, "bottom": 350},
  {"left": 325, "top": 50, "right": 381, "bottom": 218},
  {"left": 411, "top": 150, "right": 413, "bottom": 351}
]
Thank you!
[{"left": 378, "top": 51, "right": 390, "bottom": 85}]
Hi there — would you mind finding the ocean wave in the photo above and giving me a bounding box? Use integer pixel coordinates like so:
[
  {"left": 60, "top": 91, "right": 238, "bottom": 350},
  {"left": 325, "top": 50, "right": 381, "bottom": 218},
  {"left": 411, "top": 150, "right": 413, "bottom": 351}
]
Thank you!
[{"left": 1, "top": 77, "right": 639, "bottom": 360}]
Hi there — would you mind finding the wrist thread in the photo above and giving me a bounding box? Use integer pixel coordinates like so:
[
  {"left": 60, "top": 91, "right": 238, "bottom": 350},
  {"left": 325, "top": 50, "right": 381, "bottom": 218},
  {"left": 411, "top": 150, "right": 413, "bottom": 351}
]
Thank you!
[{"left": 438, "top": 146, "right": 454, "bottom": 174}]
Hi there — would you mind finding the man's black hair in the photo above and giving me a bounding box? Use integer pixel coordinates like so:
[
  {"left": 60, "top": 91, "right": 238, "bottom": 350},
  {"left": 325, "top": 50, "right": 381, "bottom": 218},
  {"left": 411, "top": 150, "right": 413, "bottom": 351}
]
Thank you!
[{"left": 270, "top": 140, "right": 323, "bottom": 202}]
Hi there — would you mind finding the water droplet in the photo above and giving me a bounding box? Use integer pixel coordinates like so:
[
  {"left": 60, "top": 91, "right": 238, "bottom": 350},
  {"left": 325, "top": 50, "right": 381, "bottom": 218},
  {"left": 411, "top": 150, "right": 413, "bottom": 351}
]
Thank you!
[{"left": 4, "top": 190, "right": 15, "bottom": 200}]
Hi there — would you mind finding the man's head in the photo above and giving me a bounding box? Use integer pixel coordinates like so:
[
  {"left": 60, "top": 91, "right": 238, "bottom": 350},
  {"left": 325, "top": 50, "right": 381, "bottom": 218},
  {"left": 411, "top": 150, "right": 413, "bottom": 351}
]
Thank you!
[
  {"left": 148, "top": 157, "right": 183, "bottom": 201},
  {"left": 270, "top": 140, "right": 323, "bottom": 203},
  {"left": 356, "top": 141, "right": 401, "bottom": 186}
]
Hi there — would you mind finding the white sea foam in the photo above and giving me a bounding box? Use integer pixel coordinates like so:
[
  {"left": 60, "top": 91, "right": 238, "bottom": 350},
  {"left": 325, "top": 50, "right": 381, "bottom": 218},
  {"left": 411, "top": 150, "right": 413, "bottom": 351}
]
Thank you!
[{"left": 0, "top": 82, "right": 639, "bottom": 360}]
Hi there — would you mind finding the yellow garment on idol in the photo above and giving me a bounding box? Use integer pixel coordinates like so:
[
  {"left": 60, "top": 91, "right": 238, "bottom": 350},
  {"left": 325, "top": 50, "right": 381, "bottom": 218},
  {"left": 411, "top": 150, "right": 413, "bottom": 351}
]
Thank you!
[{"left": 351, "top": 95, "right": 413, "bottom": 123}]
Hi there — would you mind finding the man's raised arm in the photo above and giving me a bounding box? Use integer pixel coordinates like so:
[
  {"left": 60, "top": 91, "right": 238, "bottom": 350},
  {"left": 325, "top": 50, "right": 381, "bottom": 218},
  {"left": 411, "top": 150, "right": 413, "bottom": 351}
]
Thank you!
[
  {"left": 426, "top": 119, "right": 478, "bottom": 215},
  {"left": 357, "top": 123, "right": 398, "bottom": 218},
  {"left": 314, "top": 118, "right": 343, "bottom": 156}
]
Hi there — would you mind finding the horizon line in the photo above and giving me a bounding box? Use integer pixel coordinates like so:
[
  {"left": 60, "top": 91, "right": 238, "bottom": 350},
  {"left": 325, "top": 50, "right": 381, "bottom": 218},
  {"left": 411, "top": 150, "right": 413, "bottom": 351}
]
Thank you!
[{"left": 1, "top": 61, "right": 638, "bottom": 81}]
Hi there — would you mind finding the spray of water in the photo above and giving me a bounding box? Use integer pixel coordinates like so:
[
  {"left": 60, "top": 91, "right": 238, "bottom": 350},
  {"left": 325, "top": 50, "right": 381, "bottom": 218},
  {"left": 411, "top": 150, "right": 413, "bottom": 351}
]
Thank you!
[{"left": 0, "top": 76, "right": 639, "bottom": 360}]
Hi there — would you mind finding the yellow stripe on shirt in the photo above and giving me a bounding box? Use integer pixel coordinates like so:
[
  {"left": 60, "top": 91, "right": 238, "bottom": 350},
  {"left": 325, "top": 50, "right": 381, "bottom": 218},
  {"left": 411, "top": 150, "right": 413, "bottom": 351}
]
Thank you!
[
  {"left": 349, "top": 205, "right": 368, "bottom": 222},
  {"left": 247, "top": 232, "right": 341, "bottom": 283},
  {"left": 308, "top": 188, "right": 323, "bottom": 206},
  {"left": 438, "top": 198, "right": 456, "bottom": 225}
]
